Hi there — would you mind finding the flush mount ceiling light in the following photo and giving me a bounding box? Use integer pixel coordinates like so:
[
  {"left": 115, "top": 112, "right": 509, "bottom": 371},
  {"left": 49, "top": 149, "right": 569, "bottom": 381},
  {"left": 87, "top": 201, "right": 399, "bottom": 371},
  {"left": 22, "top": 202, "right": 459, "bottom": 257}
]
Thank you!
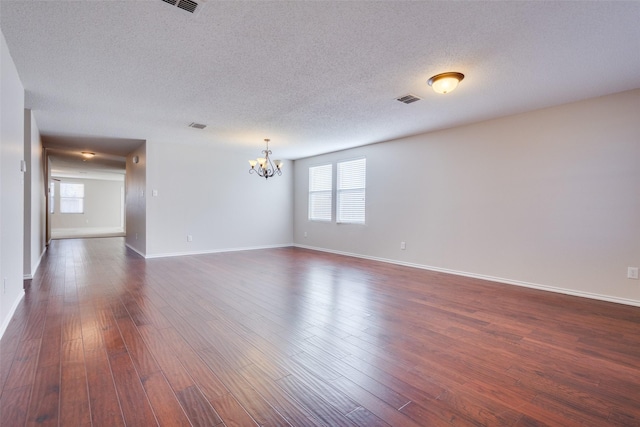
[
  {"left": 248, "top": 139, "right": 283, "bottom": 180},
  {"left": 427, "top": 72, "right": 465, "bottom": 94},
  {"left": 81, "top": 151, "right": 95, "bottom": 159}
]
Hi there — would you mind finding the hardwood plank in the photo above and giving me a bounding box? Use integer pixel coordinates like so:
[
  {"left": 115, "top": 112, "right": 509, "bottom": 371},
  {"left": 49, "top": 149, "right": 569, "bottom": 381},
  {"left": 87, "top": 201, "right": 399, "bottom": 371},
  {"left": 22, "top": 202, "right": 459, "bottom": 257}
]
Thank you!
[
  {"left": 0, "top": 384, "right": 31, "bottom": 427},
  {"left": 2, "top": 338, "right": 42, "bottom": 391},
  {"left": 83, "top": 325, "right": 126, "bottom": 427},
  {"left": 141, "top": 371, "right": 192, "bottom": 427},
  {"left": 137, "top": 324, "right": 195, "bottom": 392},
  {"left": 156, "top": 326, "right": 229, "bottom": 399},
  {"left": 329, "top": 376, "right": 425, "bottom": 427},
  {"left": 25, "top": 364, "right": 60, "bottom": 426},
  {"left": 238, "top": 363, "right": 325, "bottom": 427},
  {"left": 344, "top": 406, "right": 391, "bottom": 427},
  {"left": 175, "top": 385, "right": 224, "bottom": 427},
  {"left": 208, "top": 392, "right": 260, "bottom": 427},
  {"left": 60, "top": 339, "right": 91, "bottom": 426},
  {"left": 197, "top": 347, "right": 293, "bottom": 426},
  {"left": 108, "top": 351, "right": 158, "bottom": 426},
  {"left": 114, "top": 310, "right": 161, "bottom": 378},
  {"left": 275, "top": 373, "right": 356, "bottom": 427}
]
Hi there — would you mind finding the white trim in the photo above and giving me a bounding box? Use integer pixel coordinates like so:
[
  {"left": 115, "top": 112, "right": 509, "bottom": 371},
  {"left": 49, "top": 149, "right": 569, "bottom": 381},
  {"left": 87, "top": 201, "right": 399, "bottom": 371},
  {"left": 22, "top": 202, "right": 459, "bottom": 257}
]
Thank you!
[
  {"left": 51, "top": 227, "right": 125, "bottom": 239},
  {"left": 294, "top": 244, "right": 640, "bottom": 308},
  {"left": 23, "top": 246, "right": 47, "bottom": 280},
  {"left": 0, "top": 291, "right": 25, "bottom": 339},
  {"left": 37, "top": 246, "right": 47, "bottom": 270},
  {"left": 143, "top": 243, "right": 293, "bottom": 259}
]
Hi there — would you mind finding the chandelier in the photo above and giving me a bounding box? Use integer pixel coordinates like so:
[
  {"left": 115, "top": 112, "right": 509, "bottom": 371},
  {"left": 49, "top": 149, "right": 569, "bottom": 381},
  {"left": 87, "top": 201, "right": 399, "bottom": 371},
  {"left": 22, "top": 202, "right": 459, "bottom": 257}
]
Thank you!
[{"left": 248, "top": 138, "right": 283, "bottom": 179}]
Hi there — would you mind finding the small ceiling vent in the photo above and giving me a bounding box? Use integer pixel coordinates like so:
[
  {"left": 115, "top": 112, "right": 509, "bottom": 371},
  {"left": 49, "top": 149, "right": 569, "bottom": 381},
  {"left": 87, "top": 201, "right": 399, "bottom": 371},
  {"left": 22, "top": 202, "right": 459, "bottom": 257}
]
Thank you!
[
  {"left": 396, "top": 94, "right": 421, "bottom": 104},
  {"left": 177, "top": 0, "right": 198, "bottom": 13},
  {"left": 161, "top": 0, "right": 202, "bottom": 14},
  {"left": 188, "top": 122, "right": 207, "bottom": 129}
]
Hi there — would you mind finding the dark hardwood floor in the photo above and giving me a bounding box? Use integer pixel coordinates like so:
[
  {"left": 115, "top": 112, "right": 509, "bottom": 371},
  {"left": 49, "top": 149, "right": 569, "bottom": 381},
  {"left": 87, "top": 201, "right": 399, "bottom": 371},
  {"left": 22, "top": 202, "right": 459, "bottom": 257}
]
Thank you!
[{"left": 1, "top": 237, "right": 639, "bottom": 426}]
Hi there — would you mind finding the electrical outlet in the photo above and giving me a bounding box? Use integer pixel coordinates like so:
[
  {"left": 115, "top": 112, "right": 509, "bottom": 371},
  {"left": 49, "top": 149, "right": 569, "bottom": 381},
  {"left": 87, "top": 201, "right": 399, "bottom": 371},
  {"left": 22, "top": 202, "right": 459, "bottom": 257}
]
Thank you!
[
  {"left": 304, "top": 232, "right": 308, "bottom": 238},
  {"left": 628, "top": 267, "right": 639, "bottom": 280},
  {"left": 3, "top": 278, "right": 6, "bottom": 294},
  {"left": 187, "top": 235, "right": 193, "bottom": 242},
  {"left": 400, "top": 241, "right": 406, "bottom": 250},
  {"left": 135, "top": 233, "right": 138, "bottom": 240}
]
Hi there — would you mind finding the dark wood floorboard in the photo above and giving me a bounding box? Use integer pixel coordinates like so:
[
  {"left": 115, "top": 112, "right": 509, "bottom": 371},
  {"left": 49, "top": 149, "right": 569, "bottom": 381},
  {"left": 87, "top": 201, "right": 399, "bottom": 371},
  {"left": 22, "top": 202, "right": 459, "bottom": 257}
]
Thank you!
[{"left": 1, "top": 237, "right": 640, "bottom": 426}]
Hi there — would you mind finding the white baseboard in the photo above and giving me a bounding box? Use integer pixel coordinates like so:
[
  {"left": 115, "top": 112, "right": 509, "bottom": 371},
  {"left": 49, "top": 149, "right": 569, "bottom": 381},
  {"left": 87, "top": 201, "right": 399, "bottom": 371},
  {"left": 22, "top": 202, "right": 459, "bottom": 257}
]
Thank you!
[
  {"left": 23, "top": 246, "right": 47, "bottom": 280},
  {"left": 51, "top": 227, "right": 125, "bottom": 239},
  {"left": 0, "top": 291, "right": 25, "bottom": 340},
  {"left": 125, "top": 243, "right": 146, "bottom": 258},
  {"left": 144, "top": 243, "right": 293, "bottom": 259},
  {"left": 294, "top": 244, "right": 640, "bottom": 308}
]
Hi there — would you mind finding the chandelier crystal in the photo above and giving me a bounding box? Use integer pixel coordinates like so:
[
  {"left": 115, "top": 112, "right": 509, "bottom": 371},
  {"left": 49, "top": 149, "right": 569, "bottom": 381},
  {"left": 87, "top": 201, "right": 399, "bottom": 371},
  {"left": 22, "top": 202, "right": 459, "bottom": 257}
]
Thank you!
[{"left": 248, "top": 138, "right": 282, "bottom": 179}]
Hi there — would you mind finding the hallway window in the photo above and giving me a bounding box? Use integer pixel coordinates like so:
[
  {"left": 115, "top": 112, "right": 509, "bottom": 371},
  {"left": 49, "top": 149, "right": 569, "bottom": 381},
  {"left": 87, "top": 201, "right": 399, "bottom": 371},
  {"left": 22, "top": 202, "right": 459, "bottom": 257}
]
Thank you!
[{"left": 60, "top": 183, "right": 84, "bottom": 214}]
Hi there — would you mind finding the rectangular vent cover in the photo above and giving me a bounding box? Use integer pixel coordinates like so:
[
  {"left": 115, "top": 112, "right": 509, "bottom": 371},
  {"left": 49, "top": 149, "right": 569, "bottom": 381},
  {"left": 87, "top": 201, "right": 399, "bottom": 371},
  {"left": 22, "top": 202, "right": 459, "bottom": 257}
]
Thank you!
[
  {"left": 189, "top": 122, "right": 207, "bottom": 129},
  {"left": 161, "top": 0, "right": 200, "bottom": 14},
  {"left": 178, "top": 0, "right": 198, "bottom": 13},
  {"left": 396, "top": 94, "right": 421, "bottom": 104}
]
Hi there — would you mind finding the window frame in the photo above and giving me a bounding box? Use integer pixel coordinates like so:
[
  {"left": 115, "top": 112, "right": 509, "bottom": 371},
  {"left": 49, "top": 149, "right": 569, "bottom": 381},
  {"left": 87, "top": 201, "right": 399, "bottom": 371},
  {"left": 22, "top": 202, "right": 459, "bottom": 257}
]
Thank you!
[
  {"left": 336, "top": 157, "right": 366, "bottom": 225},
  {"left": 308, "top": 163, "right": 333, "bottom": 222},
  {"left": 59, "top": 182, "right": 85, "bottom": 214}
]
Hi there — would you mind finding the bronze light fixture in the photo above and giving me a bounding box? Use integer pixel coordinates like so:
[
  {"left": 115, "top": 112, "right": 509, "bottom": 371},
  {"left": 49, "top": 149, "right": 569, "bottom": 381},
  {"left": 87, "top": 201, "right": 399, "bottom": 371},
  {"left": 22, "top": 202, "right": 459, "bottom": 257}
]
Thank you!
[
  {"left": 427, "top": 72, "right": 465, "bottom": 94},
  {"left": 248, "top": 139, "right": 283, "bottom": 180}
]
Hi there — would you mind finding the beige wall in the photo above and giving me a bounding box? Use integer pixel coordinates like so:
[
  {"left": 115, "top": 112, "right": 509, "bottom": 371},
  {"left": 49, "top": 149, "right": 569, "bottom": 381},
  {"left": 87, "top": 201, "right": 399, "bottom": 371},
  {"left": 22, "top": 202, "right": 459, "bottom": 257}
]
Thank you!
[
  {"left": 145, "top": 141, "right": 293, "bottom": 257},
  {"left": 1, "top": 30, "right": 26, "bottom": 335},
  {"left": 51, "top": 177, "right": 124, "bottom": 230},
  {"left": 293, "top": 89, "right": 640, "bottom": 305}
]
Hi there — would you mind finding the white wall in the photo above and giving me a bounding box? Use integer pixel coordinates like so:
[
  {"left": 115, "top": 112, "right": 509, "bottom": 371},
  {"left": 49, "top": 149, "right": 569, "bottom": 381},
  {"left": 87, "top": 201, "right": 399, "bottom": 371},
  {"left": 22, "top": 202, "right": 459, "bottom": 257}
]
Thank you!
[
  {"left": 145, "top": 141, "right": 293, "bottom": 257},
  {"left": 1, "top": 30, "right": 25, "bottom": 336},
  {"left": 294, "top": 89, "right": 640, "bottom": 305},
  {"left": 23, "top": 110, "right": 46, "bottom": 278},
  {"left": 51, "top": 177, "right": 124, "bottom": 232},
  {"left": 126, "top": 144, "right": 146, "bottom": 255}
]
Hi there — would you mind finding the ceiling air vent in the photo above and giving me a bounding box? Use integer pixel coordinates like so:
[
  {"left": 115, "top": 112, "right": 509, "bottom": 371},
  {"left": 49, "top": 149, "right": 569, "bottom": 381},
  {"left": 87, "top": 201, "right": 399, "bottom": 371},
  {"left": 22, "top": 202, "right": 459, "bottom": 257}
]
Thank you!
[
  {"left": 160, "top": 0, "right": 202, "bottom": 14},
  {"left": 396, "top": 94, "right": 421, "bottom": 104},
  {"left": 177, "top": 0, "right": 198, "bottom": 13},
  {"left": 188, "top": 122, "right": 207, "bottom": 129}
]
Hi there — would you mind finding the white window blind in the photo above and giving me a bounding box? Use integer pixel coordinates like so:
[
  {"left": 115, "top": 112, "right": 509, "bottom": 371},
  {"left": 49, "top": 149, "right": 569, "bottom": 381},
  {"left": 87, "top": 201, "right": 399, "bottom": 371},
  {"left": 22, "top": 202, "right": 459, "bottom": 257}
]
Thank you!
[
  {"left": 337, "top": 158, "right": 366, "bottom": 224},
  {"left": 309, "top": 164, "right": 332, "bottom": 221},
  {"left": 60, "top": 183, "right": 85, "bottom": 214}
]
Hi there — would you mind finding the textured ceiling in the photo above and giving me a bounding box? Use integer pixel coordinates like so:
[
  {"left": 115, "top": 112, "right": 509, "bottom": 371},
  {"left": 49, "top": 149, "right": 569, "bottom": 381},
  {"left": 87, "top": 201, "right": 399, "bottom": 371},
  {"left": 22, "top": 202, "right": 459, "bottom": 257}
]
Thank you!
[{"left": 1, "top": 0, "right": 639, "bottom": 162}]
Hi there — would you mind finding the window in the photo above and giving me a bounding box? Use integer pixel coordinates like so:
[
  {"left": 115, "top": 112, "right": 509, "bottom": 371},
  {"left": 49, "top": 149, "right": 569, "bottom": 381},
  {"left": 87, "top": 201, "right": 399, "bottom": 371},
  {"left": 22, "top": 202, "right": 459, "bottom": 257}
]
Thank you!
[
  {"left": 308, "top": 164, "right": 332, "bottom": 221},
  {"left": 337, "top": 158, "right": 366, "bottom": 224},
  {"left": 60, "top": 183, "right": 85, "bottom": 214}
]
